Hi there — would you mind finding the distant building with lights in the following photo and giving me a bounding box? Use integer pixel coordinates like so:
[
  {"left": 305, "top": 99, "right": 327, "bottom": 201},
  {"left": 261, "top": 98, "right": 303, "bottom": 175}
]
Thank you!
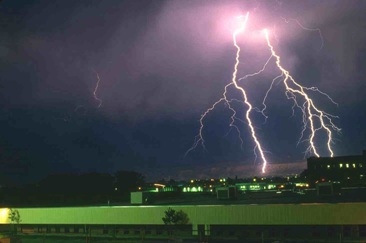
[{"left": 307, "top": 150, "right": 366, "bottom": 185}]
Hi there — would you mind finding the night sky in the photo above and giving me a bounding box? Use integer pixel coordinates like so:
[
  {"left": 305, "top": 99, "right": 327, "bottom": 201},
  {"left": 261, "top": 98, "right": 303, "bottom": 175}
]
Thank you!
[{"left": 1, "top": 0, "right": 365, "bottom": 182}]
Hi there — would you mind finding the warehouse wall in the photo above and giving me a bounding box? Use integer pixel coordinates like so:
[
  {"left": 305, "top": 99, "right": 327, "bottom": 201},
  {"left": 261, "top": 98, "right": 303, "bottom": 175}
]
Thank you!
[{"left": 1, "top": 203, "right": 365, "bottom": 225}]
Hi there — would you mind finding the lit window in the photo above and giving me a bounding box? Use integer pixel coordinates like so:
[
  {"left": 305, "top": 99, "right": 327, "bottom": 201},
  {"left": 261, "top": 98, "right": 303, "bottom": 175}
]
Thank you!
[
  {"left": 327, "top": 165, "right": 330, "bottom": 169},
  {"left": 346, "top": 163, "right": 349, "bottom": 168},
  {"left": 352, "top": 163, "right": 356, "bottom": 168},
  {"left": 339, "top": 163, "right": 343, "bottom": 168},
  {"left": 360, "top": 164, "right": 363, "bottom": 168}
]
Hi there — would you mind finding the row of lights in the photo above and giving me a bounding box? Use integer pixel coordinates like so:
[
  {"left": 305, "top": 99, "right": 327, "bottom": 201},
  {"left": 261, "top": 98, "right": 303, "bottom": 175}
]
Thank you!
[{"left": 337, "top": 163, "right": 362, "bottom": 169}]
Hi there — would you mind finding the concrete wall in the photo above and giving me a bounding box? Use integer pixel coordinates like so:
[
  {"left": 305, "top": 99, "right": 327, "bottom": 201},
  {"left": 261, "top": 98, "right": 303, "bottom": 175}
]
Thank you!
[{"left": 1, "top": 203, "right": 365, "bottom": 225}]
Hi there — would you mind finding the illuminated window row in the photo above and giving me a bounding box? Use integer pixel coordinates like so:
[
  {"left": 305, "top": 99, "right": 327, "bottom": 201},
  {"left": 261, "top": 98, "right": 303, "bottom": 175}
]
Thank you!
[
  {"left": 183, "top": 186, "right": 204, "bottom": 192},
  {"left": 338, "top": 163, "right": 363, "bottom": 169}
]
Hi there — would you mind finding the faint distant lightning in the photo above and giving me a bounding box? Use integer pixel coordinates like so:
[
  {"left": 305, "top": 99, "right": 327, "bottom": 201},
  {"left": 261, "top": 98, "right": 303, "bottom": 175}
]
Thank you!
[
  {"left": 61, "top": 71, "right": 103, "bottom": 122},
  {"left": 263, "top": 29, "right": 341, "bottom": 157},
  {"left": 93, "top": 71, "right": 102, "bottom": 108},
  {"left": 186, "top": 13, "right": 269, "bottom": 173}
]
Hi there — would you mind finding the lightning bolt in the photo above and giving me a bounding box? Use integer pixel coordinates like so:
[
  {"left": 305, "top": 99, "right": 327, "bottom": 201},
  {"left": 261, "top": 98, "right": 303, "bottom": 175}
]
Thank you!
[
  {"left": 61, "top": 71, "right": 102, "bottom": 122},
  {"left": 281, "top": 17, "right": 324, "bottom": 50},
  {"left": 263, "top": 29, "right": 341, "bottom": 157},
  {"left": 93, "top": 71, "right": 102, "bottom": 108},
  {"left": 186, "top": 13, "right": 340, "bottom": 173},
  {"left": 237, "top": 54, "right": 274, "bottom": 122},
  {"left": 230, "top": 13, "right": 268, "bottom": 173},
  {"left": 186, "top": 13, "right": 269, "bottom": 173}
]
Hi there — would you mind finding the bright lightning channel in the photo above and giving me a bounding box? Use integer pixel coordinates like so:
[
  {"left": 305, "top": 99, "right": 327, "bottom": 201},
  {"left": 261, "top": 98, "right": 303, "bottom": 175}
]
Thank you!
[
  {"left": 186, "top": 13, "right": 269, "bottom": 173},
  {"left": 263, "top": 29, "right": 341, "bottom": 157}
]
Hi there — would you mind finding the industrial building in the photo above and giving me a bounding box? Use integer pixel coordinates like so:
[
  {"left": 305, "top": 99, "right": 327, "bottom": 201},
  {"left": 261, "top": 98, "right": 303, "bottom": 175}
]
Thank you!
[
  {"left": 0, "top": 152, "right": 365, "bottom": 241},
  {"left": 307, "top": 150, "right": 366, "bottom": 185},
  {"left": 1, "top": 203, "right": 366, "bottom": 242}
]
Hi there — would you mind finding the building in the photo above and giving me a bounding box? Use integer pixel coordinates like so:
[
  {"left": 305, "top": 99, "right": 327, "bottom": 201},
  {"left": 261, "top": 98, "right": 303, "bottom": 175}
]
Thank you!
[
  {"left": 307, "top": 150, "right": 366, "bottom": 185},
  {"left": 1, "top": 203, "right": 366, "bottom": 242}
]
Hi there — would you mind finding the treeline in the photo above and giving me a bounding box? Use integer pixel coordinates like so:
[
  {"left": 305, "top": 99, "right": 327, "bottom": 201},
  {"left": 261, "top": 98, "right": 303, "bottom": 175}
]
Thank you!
[{"left": 0, "top": 170, "right": 145, "bottom": 207}]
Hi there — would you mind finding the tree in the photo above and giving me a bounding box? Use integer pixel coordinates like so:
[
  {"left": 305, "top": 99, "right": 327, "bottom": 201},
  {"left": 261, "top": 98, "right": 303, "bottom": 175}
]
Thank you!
[
  {"left": 162, "top": 208, "right": 189, "bottom": 240},
  {"left": 8, "top": 208, "right": 21, "bottom": 235},
  {"left": 162, "top": 207, "right": 189, "bottom": 225}
]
